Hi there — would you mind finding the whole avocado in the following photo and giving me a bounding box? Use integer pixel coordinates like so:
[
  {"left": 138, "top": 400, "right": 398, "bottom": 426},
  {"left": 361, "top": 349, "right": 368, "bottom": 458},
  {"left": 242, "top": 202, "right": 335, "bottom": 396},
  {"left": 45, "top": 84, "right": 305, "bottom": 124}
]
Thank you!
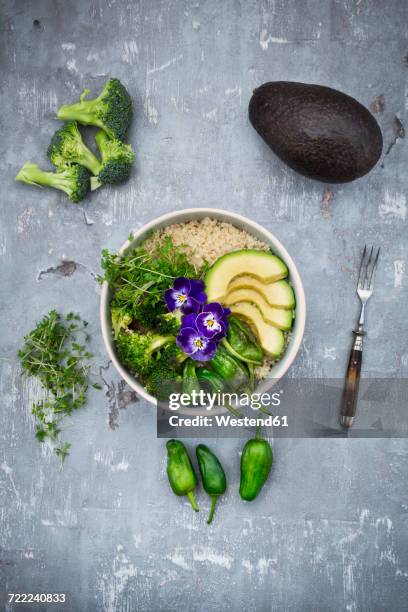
[{"left": 249, "top": 81, "right": 383, "bottom": 183}]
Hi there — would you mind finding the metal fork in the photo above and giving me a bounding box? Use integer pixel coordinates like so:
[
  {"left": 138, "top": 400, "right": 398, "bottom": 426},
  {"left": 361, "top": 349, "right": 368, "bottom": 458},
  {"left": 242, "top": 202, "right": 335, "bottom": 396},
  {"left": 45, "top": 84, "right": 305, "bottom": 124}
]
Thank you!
[{"left": 340, "top": 246, "right": 380, "bottom": 427}]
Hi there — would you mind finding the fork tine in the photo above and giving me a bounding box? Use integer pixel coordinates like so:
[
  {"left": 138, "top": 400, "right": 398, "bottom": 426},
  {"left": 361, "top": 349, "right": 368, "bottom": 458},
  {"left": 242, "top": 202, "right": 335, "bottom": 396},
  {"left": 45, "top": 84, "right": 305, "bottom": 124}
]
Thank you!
[
  {"left": 362, "top": 246, "right": 374, "bottom": 289},
  {"left": 368, "top": 247, "right": 380, "bottom": 290},
  {"left": 357, "top": 245, "right": 367, "bottom": 289}
]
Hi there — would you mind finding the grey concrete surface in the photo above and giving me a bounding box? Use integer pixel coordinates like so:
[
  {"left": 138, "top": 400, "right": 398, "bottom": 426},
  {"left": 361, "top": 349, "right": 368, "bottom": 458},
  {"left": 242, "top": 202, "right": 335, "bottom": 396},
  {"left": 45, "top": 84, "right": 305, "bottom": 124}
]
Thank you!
[{"left": 1, "top": 0, "right": 408, "bottom": 610}]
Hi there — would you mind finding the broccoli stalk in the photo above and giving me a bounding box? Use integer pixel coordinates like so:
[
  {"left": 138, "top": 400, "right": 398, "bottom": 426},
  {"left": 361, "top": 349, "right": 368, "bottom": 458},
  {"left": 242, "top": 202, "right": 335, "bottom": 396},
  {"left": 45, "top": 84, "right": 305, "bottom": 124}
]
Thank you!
[
  {"left": 111, "top": 305, "right": 132, "bottom": 339},
  {"left": 15, "top": 163, "right": 90, "bottom": 203},
  {"left": 48, "top": 121, "right": 101, "bottom": 175},
  {"left": 57, "top": 79, "right": 133, "bottom": 141},
  {"left": 90, "top": 130, "right": 135, "bottom": 190}
]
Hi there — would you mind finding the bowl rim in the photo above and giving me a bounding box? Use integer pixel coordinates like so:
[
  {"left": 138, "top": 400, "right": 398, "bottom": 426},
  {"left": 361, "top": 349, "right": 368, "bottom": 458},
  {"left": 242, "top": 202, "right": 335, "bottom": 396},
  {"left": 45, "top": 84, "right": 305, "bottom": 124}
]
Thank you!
[{"left": 100, "top": 207, "right": 306, "bottom": 408}]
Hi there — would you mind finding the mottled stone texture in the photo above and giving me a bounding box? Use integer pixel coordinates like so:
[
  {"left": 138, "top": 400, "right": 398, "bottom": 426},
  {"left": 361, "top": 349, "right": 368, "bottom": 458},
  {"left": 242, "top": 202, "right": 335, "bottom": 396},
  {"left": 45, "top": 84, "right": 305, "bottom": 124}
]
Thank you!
[{"left": 1, "top": 1, "right": 407, "bottom": 611}]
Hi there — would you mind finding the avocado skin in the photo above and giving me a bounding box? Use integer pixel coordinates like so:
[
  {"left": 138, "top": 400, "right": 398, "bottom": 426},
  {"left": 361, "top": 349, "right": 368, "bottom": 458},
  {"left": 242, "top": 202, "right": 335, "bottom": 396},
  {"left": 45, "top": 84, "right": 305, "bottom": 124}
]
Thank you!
[{"left": 249, "top": 81, "right": 383, "bottom": 183}]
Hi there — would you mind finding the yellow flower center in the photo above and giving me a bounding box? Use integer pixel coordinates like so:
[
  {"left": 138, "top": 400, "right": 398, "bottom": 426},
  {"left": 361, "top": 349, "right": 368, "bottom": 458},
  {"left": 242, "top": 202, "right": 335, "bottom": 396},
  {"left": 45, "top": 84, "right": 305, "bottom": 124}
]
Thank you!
[{"left": 194, "top": 338, "right": 203, "bottom": 349}]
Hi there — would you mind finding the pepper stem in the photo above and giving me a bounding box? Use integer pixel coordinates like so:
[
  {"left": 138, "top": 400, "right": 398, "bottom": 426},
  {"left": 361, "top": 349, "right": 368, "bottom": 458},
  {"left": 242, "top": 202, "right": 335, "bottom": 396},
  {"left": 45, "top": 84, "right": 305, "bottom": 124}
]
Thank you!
[
  {"left": 207, "top": 496, "right": 217, "bottom": 525},
  {"left": 225, "top": 402, "right": 243, "bottom": 418},
  {"left": 255, "top": 422, "right": 263, "bottom": 439},
  {"left": 187, "top": 491, "right": 199, "bottom": 512},
  {"left": 247, "top": 362, "right": 255, "bottom": 390}
]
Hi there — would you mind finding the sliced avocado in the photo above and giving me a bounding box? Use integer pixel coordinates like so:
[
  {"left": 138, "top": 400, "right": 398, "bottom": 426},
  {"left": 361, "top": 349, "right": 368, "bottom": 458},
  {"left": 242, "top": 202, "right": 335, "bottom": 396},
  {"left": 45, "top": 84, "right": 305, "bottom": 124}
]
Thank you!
[
  {"left": 227, "top": 276, "right": 295, "bottom": 310},
  {"left": 229, "top": 303, "right": 285, "bottom": 358},
  {"left": 224, "top": 289, "right": 293, "bottom": 331},
  {"left": 206, "top": 249, "right": 288, "bottom": 302}
]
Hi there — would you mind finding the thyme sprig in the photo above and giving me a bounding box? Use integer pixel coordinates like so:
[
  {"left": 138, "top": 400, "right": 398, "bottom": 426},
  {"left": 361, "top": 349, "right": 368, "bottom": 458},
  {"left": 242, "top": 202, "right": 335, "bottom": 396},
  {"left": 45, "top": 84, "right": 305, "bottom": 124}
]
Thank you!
[{"left": 18, "top": 310, "right": 101, "bottom": 461}]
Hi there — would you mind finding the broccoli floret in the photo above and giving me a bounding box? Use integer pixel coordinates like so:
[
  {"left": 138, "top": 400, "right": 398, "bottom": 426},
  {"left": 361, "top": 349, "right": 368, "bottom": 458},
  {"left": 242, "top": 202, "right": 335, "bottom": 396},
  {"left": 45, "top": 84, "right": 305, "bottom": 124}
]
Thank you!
[
  {"left": 161, "top": 342, "right": 188, "bottom": 368},
  {"left": 145, "top": 368, "right": 182, "bottom": 400},
  {"left": 15, "top": 163, "right": 90, "bottom": 203},
  {"left": 156, "top": 311, "right": 182, "bottom": 335},
  {"left": 145, "top": 344, "right": 186, "bottom": 400},
  {"left": 128, "top": 298, "right": 167, "bottom": 330},
  {"left": 57, "top": 78, "right": 133, "bottom": 141},
  {"left": 145, "top": 362, "right": 182, "bottom": 400},
  {"left": 48, "top": 121, "right": 101, "bottom": 175},
  {"left": 90, "top": 130, "right": 135, "bottom": 190},
  {"left": 115, "top": 331, "right": 175, "bottom": 376},
  {"left": 111, "top": 304, "right": 132, "bottom": 339}
]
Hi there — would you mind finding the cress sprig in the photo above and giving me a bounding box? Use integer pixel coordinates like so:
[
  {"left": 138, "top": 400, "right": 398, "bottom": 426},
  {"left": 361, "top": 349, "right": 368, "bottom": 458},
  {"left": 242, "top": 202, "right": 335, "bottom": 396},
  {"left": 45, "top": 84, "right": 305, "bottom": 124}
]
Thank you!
[{"left": 99, "top": 235, "right": 208, "bottom": 329}]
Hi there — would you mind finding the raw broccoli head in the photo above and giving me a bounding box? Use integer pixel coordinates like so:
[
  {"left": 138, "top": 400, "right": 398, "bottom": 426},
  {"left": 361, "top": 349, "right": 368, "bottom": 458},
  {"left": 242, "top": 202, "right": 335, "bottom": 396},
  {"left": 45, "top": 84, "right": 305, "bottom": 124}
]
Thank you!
[
  {"left": 57, "top": 78, "right": 133, "bottom": 141},
  {"left": 156, "top": 311, "right": 182, "bottom": 335},
  {"left": 145, "top": 343, "right": 185, "bottom": 400},
  {"left": 90, "top": 130, "right": 135, "bottom": 189},
  {"left": 160, "top": 342, "right": 187, "bottom": 368},
  {"left": 47, "top": 121, "right": 101, "bottom": 175},
  {"left": 15, "top": 163, "right": 90, "bottom": 203},
  {"left": 115, "top": 331, "right": 175, "bottom": 376},
  {"left": 126, "top": 297, "right": 167, "bottom": 330},
  {"left": 145, "top": 364, "right": 182, "bottom": 400}
]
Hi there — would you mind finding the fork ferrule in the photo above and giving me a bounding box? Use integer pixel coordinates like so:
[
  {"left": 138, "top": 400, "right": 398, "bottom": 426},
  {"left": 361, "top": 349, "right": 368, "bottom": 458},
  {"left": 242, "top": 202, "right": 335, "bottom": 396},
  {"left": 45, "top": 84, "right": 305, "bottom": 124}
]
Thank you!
[{"left": 352, "top": 327, "right": 365, "bottom": 351}]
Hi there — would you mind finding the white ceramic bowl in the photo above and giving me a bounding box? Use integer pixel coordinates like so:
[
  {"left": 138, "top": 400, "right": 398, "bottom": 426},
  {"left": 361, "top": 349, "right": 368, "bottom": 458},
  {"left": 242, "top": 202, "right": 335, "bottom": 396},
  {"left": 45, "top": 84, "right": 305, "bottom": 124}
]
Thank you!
[{"left": 100, "top": 208, "right": 306, "bottom": 407}]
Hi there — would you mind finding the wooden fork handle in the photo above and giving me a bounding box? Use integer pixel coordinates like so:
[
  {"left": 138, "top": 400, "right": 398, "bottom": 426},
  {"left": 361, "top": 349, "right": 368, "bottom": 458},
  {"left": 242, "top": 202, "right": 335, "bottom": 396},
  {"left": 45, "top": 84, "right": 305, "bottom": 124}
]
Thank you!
[{"left": 340, "top": 331, "right": 364, "bottom": 427}]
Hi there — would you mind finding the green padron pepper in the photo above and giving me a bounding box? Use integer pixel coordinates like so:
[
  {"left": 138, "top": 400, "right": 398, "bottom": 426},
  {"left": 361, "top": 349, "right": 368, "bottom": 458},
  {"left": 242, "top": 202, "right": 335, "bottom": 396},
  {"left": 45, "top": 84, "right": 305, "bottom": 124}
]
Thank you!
[
  {"left": 223, "top": 315, "right": 264, "bottom": 366},
  {"left": 239, "top": 429, "right": 273, "bottom": 501},
  {"left": 197, "top": 368, "right": 225, "bottom": 394},
  {"left": 166, "top": 440, "right": 199, "bottom": 512},
  {"left": 197, "top": 368, "right": 242, "bottom": 417},
  {"left": 209, "top": 344, "right": 249, "bottom": 392},
  {"left": 196, "top": 444, "right": 227, "bottom": 525},
  {"left": 182, "top": 359, "right": 201, "bottom": 400}
]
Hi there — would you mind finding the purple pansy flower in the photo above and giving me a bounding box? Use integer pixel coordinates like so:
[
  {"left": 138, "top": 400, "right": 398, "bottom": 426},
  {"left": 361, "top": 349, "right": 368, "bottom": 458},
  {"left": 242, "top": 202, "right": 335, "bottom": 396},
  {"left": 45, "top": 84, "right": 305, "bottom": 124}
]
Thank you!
[
  {"left": 164, "top": 277, "right": 207, "bottom": 314},
  {"left": 180, "top": 313, "right": 198, "bottom": 329},
  {"left": 176, "top": 303, "right": 230, "bottom": 361},
  {"left": 176, "top": 325, "right": 217, "bottom": 361},
  {"left": 163, "top": 276, "right": 231, "bottom": 361},
  {"left": 196, "top": 302, "right": 231, "bottom": 339}
]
